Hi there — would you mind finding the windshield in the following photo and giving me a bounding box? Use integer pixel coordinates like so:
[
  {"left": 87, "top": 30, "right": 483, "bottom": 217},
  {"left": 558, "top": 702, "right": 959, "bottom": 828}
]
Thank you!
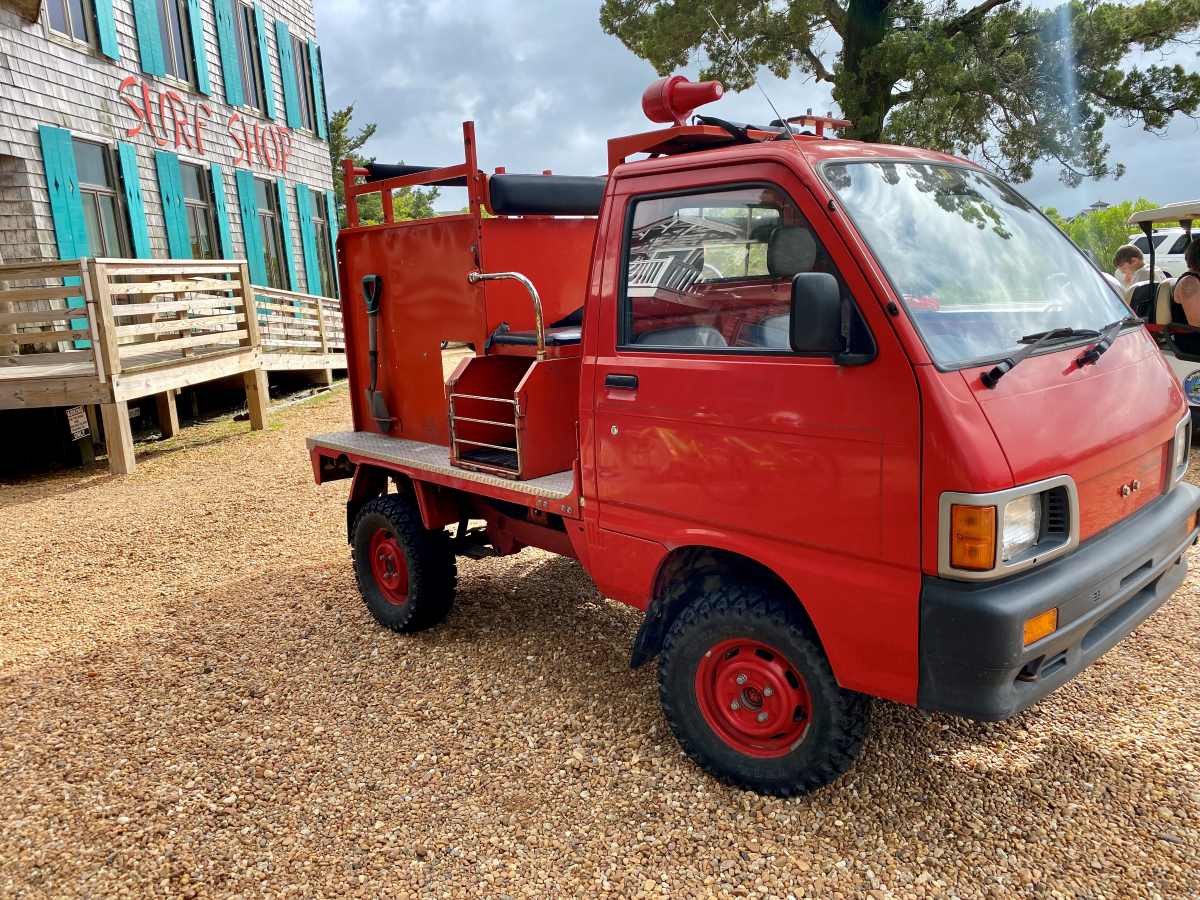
[{"left": 824, "top": 161, "right": 1129, "bottom": 368}]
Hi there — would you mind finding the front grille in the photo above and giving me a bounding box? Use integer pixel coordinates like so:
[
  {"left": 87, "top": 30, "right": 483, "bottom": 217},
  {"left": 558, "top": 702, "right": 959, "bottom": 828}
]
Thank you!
[{"left": 1043, "top": 487, "right": 1069, "bottom": 538}]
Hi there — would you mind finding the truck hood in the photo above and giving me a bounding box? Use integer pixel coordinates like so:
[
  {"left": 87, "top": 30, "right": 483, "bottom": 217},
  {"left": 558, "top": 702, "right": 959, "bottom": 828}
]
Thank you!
[{"left": 963, "top": 328, "right": 1185, "bottom": 541}]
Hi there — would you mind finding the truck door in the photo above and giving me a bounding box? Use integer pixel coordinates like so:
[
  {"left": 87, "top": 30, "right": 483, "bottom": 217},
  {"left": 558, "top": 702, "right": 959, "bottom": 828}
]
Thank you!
[{"left": 586, "top": 161, "right": 923, "bottom": 702}]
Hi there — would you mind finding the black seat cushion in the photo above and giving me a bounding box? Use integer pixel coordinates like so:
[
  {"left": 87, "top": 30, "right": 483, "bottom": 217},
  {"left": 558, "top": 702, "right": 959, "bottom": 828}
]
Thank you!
[{"left": 488, "top": 175, "right": 606, "bottom": 216}]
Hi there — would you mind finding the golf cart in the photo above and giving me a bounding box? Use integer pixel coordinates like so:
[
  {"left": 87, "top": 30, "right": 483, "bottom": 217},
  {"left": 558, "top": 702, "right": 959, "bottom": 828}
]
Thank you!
[{"left": 1128, "top": 201, "right": 1199, "bottom": 424}]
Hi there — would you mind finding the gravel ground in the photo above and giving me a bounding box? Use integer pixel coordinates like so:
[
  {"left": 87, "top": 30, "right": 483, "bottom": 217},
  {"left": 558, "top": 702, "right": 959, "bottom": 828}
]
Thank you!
[{"left": 1, "top": 386, "right": 1198, "bottom": 898}]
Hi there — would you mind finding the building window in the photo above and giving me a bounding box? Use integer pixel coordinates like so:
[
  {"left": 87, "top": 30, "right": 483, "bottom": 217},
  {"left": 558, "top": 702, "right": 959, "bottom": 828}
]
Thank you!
[
  {"left": 234, "top": 2, "right": 267, "bottom": 112},
  {"left": 291, "top": 36, "right": 317, "bottom": 132},
  {"left": 46, "top": 0, "right": 97, "bottom": 46},
  {"left": 310, "top": 204, "right": 336, "bottom": 296},
  {"left": 180, "top": 163, "right": 220, "bottom": 259},
  {"left": 254, "top": 177, "right": 287, "bottom": 288},
  {"left": 157, "top": 0, "right": 196, "bottom": 85},
  {"left": 73, "top": 139, "right": 130, "bottom": 257}
]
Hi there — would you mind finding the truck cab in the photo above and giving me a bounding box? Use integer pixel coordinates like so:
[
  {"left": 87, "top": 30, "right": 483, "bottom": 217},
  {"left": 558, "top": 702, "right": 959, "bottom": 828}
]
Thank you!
[{"left": 308, "top": 79, "right": 1200, "bottom": 796}]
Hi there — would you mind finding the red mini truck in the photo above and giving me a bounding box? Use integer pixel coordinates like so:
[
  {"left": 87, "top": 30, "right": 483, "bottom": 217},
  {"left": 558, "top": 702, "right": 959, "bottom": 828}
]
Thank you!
[{"left": 308, "top": 79, "right": 1200, "bottom": 795}]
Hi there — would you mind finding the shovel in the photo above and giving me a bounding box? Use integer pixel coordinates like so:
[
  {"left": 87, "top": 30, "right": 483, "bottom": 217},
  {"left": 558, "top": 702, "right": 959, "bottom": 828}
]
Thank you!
[{"left": 362, "top": 274, "right": 395, "bottom": 432}]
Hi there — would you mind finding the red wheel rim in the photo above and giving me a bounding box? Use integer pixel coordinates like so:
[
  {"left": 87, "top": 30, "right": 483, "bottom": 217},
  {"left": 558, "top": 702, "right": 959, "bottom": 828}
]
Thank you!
[
  {"left": 694, "top": 638, "right": 812, "bottom": 758},
  {"left": 368, "top": 529, "right": 409, "bottom": 605}
]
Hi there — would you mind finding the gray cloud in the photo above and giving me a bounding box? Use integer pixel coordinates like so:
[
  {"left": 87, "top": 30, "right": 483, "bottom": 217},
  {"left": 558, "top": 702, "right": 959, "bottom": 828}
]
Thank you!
[{"left": 314, "top": 0, "right": 1198, "bottom": 215}]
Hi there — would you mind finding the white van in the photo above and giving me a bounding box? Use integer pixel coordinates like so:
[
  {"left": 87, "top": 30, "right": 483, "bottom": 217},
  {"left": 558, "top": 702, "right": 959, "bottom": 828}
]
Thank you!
[{"left": 1127, "top": 227, "right": 1189, "bottom": 279}]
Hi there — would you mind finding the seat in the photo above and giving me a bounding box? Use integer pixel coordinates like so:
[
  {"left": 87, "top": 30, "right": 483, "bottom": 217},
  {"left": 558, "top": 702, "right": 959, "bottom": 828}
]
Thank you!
[
  {"left": 767, "top": 225, "right": 817, "bottom": 278},
  {"left": 1154, "top": 277, "right": 1180, "bottom": 325},
  {"left": 634, "top": 325, "right": 728, "bottom": 347}
]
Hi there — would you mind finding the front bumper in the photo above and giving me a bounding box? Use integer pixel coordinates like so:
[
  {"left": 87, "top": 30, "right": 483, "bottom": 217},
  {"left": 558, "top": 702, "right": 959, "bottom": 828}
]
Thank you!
[{"left": 918, "top": 482, "right": 1200, "bottom": 721}]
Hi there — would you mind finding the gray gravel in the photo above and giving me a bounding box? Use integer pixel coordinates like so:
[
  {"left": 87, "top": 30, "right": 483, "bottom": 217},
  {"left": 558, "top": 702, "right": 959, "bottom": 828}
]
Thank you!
[{"left": 1, "top": 388, "right": 1197, "bottom": 898}]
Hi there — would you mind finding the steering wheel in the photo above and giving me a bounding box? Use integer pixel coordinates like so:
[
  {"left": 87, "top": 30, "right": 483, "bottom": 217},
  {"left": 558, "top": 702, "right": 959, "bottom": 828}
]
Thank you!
[{"left": 702, "top": 263, "right": 725, "bottom": 280}]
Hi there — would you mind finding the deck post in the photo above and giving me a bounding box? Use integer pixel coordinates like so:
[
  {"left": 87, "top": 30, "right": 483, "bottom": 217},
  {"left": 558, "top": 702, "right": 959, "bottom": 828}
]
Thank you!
[
  {"left": 88, "top": 260, "right": 122, "bottom": 379},
  {"left": 155, "top": 390, "right": 180, "bottom": 438},
  {"left": 312, "top": 295, "right": 334, "bottom": 384},
  {"left": 100, "top": 400, "right": 136, "bottom": 474},
  {"left": 243, "top": 368, "right": 269, "bottom": 430}
]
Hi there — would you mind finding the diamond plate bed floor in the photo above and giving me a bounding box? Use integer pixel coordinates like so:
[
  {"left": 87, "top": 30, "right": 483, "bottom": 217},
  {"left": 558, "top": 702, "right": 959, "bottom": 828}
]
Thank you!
[{"left": 306, "top": 431, "right": 576, "bottom": 500}]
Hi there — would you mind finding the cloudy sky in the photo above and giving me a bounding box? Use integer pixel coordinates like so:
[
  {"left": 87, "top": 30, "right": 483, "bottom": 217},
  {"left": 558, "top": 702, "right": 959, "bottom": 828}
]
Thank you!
[{"left": 313, "top": 0, "right": 1198, "bottom": 216}]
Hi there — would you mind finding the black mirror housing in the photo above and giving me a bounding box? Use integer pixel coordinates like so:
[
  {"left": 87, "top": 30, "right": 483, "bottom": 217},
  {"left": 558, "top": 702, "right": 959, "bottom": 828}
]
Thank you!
[{"left": 789, "top": 272, "right": 843, "bottom": 355}]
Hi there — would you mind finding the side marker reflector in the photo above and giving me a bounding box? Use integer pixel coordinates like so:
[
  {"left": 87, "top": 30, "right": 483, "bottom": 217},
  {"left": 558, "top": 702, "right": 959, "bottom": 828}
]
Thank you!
[{"left": 1023, "top": 608, "right": 1058, "bottom": 646}]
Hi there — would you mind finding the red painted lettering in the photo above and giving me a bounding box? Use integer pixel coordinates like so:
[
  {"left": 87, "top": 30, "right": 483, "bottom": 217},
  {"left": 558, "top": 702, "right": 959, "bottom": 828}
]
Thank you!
[
  {"left": 164, "top": 91, "right": 192, "bottom": 151},
  {"left": 259, "top": 122, "right": 278, "bottom": 170},
  {"left": 117, "top": 76, "right": 146, "bottom": 139},
  {"left": 228, "top": 112, "right": 246, "bottom": 166},
  {"left": 194, "top": 103, "right": 212, "bottom": 156}
]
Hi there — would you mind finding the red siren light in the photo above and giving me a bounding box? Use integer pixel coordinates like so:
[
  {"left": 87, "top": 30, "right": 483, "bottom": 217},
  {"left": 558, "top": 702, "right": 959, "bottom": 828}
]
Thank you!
[{"left": 642, "top": 75, "right": 724, "bottom": 127}]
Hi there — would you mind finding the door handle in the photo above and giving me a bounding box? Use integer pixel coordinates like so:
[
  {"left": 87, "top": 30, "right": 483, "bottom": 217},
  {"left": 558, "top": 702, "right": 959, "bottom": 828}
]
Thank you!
[{"left": 605, "top": 373, "right": 639, "bottom": 390}]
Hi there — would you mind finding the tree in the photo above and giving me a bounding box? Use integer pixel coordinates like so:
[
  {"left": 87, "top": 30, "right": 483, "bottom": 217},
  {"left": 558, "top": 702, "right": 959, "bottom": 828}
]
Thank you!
[
  {"left": 1044, "top": 197, "right": 1157, "bottom": 267},
  {"left": 600, "top": 0, "right": 1200, "bottom": 186},
  {"left": 327, "top": 104, "right": 440, "bottom": 225}
]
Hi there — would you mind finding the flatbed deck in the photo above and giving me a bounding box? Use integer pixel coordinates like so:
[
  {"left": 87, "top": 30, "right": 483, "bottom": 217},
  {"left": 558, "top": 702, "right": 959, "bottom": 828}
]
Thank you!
[{"left": 307, "top": 430, "right": 578, "bottom": 504}]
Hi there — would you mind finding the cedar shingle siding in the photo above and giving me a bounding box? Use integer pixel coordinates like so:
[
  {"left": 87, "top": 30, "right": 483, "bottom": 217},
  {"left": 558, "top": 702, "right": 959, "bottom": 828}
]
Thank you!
[{"left": 0, "top": 0, "right": 334, "bottom": 289}]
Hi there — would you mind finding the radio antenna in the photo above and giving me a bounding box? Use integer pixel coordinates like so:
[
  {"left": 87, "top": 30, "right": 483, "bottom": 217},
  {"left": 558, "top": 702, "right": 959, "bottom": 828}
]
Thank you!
[{"left": 705, "top": 8, "right": 801, "bottom": 149}]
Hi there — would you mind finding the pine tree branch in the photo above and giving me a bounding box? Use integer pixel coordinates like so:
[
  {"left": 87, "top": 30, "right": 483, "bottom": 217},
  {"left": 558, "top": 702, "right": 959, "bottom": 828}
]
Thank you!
[
  {"left": 943, "top": 0, "right": 1014, "bottom": 37},
  {"left": 801, "top": 47, "right": 835, "bottom": 82}
]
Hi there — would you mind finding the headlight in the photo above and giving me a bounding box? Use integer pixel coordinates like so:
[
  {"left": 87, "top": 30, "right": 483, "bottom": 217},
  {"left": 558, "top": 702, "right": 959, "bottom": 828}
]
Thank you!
[
  {"left": 1173, "top": 415, "right": 1191, "bottom": 483},
  {"left": 1001, "top": 494, "right": 1041, "bottom": 561},
  {"left": 940, "top": 477, "right": 1078, "bottom": 581}
]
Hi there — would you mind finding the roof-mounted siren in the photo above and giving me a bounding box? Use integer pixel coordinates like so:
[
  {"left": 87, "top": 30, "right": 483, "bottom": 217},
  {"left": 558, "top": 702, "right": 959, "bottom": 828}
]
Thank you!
[
  {"left": 642, "top": 75, "right": 724, "bottom": 126},
  {"left": 776, "top": 110, "right": 853, "bottom": 138}
]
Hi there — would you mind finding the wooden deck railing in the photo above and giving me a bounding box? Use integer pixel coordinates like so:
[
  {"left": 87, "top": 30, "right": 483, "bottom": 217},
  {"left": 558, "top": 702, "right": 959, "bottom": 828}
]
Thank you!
[
  {"left": 253, "top": 285, "right": 346, "bottom": 357},
  {"left": 92, "top": 259, "right": 260, "bottom": 375},
  {"left": 0, "top": 259, "right": 106, "bottom": 382}
]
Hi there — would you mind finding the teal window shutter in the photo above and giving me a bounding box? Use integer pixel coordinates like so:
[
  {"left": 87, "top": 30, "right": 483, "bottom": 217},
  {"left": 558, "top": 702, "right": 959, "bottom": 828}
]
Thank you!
[
  {"left": 254, "top": 5, "right": 277, "bottom": 119},
  {"left": 131, "top": 0, "right": 165, "bottom": 76},
  {"left": 235, "top": 169, "right": 268, "bottom": 286},
  {"left": 154, "top": 150, "right": 191, "bottom": 259},
  {"left": 324, "top": 189, "right": 339, "bottom": 297},
  {"left": 38, "top": 126, "right": 88, "bottom": 260},
  {"left": 275, "top": 20, "right": 300, "bottom": 128},
  {"left": 295, "top": 184, "right": 320, "bottom": 295},
  {"left": 214, "top": 0, "right": 243, "bottom": 107},
  {"left": 94, "top": 0, "right": 120, "bottom": 59},
  {"left": 275, "top": 178, "right": 296, "bottom": 290},
  {"left": 116, "top": 142, "right": 152, "bottom": 258},
  {"left": 186, "top": 0, "right": 211, "bottom": 95},
  {"left": 209, "top": 164, "right": 234, "bottom": 258},
  {"left": 309, "top": 41, "right": 327, "bottom": 139},
  {"left": 37, "top": 125, "right": 90, "bottom": 348}
]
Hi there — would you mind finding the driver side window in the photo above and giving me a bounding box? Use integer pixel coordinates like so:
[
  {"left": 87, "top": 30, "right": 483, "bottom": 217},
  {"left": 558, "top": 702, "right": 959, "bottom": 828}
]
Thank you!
[{"left": 620, "top": 184, "right": 867, "bottom": 352}]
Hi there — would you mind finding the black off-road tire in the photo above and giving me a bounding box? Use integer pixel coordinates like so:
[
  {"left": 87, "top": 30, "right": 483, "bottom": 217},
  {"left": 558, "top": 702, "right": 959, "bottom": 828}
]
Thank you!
[
  {"left": 350, "top": 494, "right": 456, "bottom": 633},
  {"left": 658, "top": 578, "right": 869, "bottom": 796}
]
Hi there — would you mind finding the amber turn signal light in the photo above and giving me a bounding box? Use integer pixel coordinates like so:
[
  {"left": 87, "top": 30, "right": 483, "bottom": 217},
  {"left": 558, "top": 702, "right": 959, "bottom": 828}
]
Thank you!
[
  {"left": 1023, "top": 608, "right": 1059, "bottom": 646},
  {"left": 950, "top": 504, "right": 997, "bottom": 570},
  {"left": 1188, "top": 510, "right": 1199, "bottom": 533}
]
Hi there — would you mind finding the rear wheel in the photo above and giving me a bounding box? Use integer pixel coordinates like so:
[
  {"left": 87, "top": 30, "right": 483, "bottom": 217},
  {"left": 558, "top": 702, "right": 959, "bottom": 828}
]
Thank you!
[
  {"left": 658, "top": 580, "right": 868, "bottom": 796},
  {"left": 351, "top": 495, "right": 456, "bottom": 632}
]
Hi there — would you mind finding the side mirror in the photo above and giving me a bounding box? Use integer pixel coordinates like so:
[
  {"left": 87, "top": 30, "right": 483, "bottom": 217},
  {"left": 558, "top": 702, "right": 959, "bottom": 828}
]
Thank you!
[{"left": 789, "top": 272, "right": 843, "bottom": 354}]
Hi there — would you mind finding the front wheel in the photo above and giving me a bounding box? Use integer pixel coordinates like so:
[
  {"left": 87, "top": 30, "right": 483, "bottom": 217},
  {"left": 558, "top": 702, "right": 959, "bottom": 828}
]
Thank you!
[
  {"left": 658, "top": 581, "right": 869, "bottom": 796},
  {"left": 351, "top": 494, "right": 456, "bottom": 632}
]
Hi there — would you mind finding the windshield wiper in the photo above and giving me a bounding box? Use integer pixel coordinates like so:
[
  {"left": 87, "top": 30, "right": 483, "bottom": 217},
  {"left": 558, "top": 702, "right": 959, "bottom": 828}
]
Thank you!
[
  {"left": 1076, "top": 316, "right": 1141, "bottom": 368},
  {"left": 981, "top": 327, "right": 1087, "bottom": 388}
]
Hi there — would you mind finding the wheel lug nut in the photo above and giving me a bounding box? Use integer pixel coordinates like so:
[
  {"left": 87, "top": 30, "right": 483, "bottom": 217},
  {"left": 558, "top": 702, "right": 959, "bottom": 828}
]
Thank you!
[
  {"left": 756, "top": 712, "right": 768, "bottom": 722},
  {"left": 730, "top": 701, "right": 740, "bottom": 711},
  {"left": 735, "top": 674, "right": 747, "bottom": 685},
  {"left": 763, "top": 687, "right": 774, "bottom": 697}
]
